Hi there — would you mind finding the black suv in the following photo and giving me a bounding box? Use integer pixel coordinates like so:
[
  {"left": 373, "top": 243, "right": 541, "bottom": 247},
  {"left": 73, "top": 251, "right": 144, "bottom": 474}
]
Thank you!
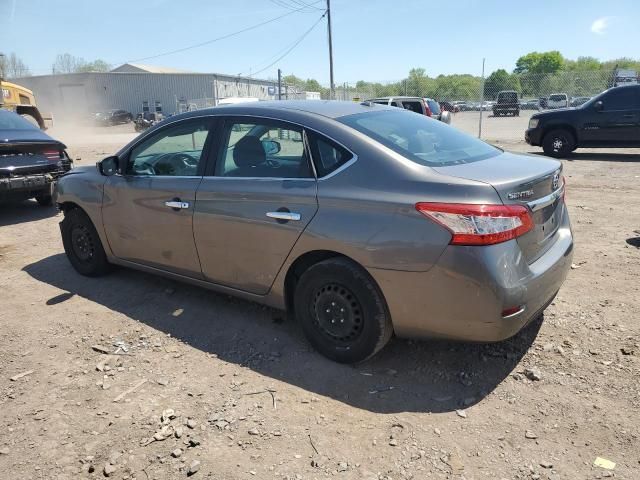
[
  {"left": 493, "top": 90, "right": 520, "bottom": 117},
  {"left": 526, "top": 85, "right": 640, "bottom": 157}
]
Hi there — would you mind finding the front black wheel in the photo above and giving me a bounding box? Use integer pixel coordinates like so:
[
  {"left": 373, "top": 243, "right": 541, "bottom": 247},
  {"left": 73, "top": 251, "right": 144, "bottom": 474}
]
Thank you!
[
  {"left": 543, "top": 129, "right": 575, "bottom": 158},
  {"left": 35, "top": 191, "right": 53, "bottom": 206},
  {"left": 294, "top": 258, "right": 393, "bottom": 363},
  {"left": 61, "top": 208, "right": 111, "bottom": 276}
]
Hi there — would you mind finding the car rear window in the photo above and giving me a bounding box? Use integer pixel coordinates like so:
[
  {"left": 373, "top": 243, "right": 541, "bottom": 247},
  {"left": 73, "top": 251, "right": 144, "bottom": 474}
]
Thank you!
[
  {"left": 549, "top": 94, "right": 566, "bottom": 101},
  {"left": 338, "top": 109, "right": 499, "bottom": 167},
  {"left": 498, "top": 92, "right": 517, "bottom": 102},
  {"left": 0, "top": 110, "right": 39, "bottom": 130}
]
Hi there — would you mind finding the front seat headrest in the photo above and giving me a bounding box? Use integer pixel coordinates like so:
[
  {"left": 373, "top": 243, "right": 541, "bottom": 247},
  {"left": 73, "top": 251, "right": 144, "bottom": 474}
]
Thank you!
[{"left": 233, "top": 136, "right": 265, "bottom": 168}]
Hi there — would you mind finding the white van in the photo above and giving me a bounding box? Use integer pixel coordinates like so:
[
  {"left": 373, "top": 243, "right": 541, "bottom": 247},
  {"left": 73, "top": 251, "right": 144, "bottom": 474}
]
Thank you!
[{"left": 547, "top": 93, "right": 569, "bottom": 109}]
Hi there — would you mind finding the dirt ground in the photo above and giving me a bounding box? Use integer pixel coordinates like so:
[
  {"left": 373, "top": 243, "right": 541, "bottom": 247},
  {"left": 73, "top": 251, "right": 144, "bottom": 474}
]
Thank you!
[{"left": 1, "top": 119, "right": 639, "bottom": 480}]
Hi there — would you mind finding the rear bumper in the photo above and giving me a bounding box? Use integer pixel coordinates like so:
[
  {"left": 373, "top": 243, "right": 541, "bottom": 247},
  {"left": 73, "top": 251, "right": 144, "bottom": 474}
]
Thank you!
[
  {"left": 0, "top": 169, "right": 67, "bottom": 200},
  {"left": 369, "top": 207, "right": 573, "bottom": 342}
]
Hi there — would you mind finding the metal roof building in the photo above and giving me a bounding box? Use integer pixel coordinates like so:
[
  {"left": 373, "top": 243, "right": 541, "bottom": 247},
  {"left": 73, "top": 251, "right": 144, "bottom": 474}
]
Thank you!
[{"left": 13, "top": 65, "right": 280, "bottom": 121}]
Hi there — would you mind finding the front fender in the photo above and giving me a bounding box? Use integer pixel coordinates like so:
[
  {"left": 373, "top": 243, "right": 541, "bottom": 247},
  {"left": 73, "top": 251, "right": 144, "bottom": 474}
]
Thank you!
[{"left": 56, "top": 167, "right": 113, "bottom": 258}]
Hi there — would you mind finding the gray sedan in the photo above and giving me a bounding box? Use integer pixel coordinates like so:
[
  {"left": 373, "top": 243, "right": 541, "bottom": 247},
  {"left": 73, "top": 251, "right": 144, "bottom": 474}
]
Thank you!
[{"left": 55, "top": 101, "right": 573, "bottom": 363}]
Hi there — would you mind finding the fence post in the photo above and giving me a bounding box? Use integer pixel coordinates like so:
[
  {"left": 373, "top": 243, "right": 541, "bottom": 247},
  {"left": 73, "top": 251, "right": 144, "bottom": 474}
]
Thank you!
[{"left": 478, "top": 58, "right": 485, "bottom": 139}]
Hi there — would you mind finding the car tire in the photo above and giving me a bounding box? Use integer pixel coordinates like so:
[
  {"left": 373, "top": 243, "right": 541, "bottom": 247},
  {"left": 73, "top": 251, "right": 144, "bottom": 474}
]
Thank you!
[
  {"left": 542, "top": 129, "right": 575, "bottom": 158},
  {"left": 294, "top": 257, "right": 393, "bottom": 364},
  {"left": 61, "top": 208, "right": 111, "bottom": 277},
  {"left": 35, "top": 192, "right": 53, "bottom": 206}
]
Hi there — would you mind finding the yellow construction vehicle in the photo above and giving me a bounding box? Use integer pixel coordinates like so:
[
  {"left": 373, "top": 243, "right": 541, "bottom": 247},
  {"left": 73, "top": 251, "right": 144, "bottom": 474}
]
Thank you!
[{"left": 1, "top": 79, "right": 48, "bottom": 129}]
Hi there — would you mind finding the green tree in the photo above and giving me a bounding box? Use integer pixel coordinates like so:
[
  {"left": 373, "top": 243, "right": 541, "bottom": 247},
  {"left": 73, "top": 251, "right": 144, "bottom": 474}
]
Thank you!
[
  {"left": 77, "top": 59, "right": 111, "bottom": 73},
  {"left": 514, "top": 51, "right": 564, "bottom": 74},
  {"left": 484, "top": 69, "right": 521, "bottom": 98}
]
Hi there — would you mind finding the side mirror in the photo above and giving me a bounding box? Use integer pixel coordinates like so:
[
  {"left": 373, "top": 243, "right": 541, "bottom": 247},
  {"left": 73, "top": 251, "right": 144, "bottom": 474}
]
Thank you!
[
  {"left": 594, "top": 100, "right": 604, "bottom": 112},
  {"left": 440, "top": 110, "right": 452, "bottom": 124},
  {"left": 262, "top": 139, "right": 281, "bottom": 155},
  {"left": 97, "top": 156, "right": 119, "bottom": 176}
]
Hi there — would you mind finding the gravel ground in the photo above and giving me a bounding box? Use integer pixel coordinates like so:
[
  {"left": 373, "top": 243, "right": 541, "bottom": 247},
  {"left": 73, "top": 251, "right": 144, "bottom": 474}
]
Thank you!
[{"left": 0, "top": 121, "right": 639, "bottom": 480}]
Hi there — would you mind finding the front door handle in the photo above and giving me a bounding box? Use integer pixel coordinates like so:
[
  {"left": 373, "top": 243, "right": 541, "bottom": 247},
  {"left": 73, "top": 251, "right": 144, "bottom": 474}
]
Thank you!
[
  {"left": 266, "top": 211, "right": 301, "bottom": 221},
  {"left": 165, "top": 200, "right": 190, "bottom": 209},
  {"left": 622, "top": 114, "right": 635, "bottom": 118}
]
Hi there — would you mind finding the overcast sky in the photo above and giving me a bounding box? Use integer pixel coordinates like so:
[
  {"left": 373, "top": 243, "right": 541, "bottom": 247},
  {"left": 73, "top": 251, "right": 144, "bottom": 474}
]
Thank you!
[{"left": 2, "top": 0, "right": 639, "bottom": 83}]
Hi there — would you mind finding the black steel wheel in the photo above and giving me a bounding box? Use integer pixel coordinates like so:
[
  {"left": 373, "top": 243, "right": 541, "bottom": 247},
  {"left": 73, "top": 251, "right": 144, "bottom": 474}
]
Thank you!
[
  {"left": 294, "top": 257, "right": 393, "bottom": 363},
  {"left": 542, "top": 129, "right": 575, "bottom": 158},
  {"left": 61, "top": 208, "right": 111, "bottom": 276}
]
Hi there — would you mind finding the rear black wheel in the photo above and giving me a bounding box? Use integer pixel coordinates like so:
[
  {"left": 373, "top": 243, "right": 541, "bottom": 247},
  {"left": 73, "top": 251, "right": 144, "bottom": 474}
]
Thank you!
[
  {"left": 542, "top": 129, "right": 575, "bottom": 158},
  {"left": 294, "top": 258, "right": 393, "bottom": 363},
  {"left": 61, "top": 208, "right": 111, "bottom": 276}
]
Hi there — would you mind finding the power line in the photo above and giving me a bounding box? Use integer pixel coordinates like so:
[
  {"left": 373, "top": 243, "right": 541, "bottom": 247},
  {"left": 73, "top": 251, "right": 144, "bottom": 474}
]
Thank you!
[
  {"left": 125, "top": 1, "right": 323, "bottom": 64},
  {"left": 241, "top": 11, "right": 327, "bottom": 78}
]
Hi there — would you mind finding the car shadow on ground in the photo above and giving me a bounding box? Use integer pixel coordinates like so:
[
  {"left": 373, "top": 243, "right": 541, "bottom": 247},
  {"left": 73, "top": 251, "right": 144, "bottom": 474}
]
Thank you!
[
  {"left": 626, "top": 236, "right": 640, "bottom": 248},
  {"left": 24, "top": 254, "right": 542, "bottom": 414},
  {"left": 529, "top": 151, "right": 640, "bottom": 162},
  {"left": 0, "top": 200, "right": 59, "bottom": 227}
]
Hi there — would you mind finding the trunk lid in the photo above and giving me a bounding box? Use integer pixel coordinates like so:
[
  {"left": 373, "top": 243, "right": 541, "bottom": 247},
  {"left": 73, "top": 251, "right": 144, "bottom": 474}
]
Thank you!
[
  {"left": 432, "top": 151, "right": 564, "bottom": 263},
  {"left": 0, "top": 131, "right": 66, "bottom": 176}
]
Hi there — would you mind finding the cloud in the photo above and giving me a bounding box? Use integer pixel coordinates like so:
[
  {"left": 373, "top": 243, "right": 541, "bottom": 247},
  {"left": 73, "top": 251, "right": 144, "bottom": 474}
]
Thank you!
[{"left": 591, "top": 17, "right": 614, "bottom": 35}]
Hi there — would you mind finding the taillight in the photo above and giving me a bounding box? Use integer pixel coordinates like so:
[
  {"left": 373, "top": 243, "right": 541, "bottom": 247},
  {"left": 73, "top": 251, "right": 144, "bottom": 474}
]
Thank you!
[
  {"left": 423, "top": 99, "right": 432, "bottom": 117},
  {"left": 415, "top": 202, "right": 534, "bottom": 246},
  {"left": 43, "top": 149, "right": 62, "bottom": 161}
]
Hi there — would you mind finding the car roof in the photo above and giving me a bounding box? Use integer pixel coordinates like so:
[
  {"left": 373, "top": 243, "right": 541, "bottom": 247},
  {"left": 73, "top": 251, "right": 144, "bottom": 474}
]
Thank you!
[{"left": 175, "top": 100, "right": 396, "bottom": 120}]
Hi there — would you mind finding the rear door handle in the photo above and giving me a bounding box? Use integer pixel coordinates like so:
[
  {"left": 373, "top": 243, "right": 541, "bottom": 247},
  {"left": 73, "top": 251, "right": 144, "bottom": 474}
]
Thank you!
[
  {"left": 622, "top": 114, "right": 635, "bottom": 118},
  {"left": 165, "top": 200, "right": 190, "bottom": 209},
  {"left": 266, "top": 211, "right": 301, "bottom": 221}
]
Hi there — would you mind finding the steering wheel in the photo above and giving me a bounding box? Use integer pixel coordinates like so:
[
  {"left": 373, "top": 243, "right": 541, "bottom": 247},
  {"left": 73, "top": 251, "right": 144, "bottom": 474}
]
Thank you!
[
  {"left": 265, "top": 158, "right": 282, "bottom": 169},
  {"left": 136, "top": 160, "right": 156, "bottom": 175},
  {"left": 155, "top": 152, "right": 198, "bottom": 175}
]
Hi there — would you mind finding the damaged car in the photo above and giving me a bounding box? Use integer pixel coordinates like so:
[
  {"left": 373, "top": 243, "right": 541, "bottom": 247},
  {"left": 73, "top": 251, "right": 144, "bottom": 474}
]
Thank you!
[{"left": 0, "top": 110, "right": 73, "bottom": 206}]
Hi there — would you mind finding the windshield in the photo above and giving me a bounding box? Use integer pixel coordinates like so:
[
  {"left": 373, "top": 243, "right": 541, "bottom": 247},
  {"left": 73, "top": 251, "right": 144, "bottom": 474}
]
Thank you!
[
  {"left": 549, "top": 94, "right": 566, "bottom": 101},
  {"left": 0, "top": 110, "right": 39, "bottom": 130},
  {"left": 339, "top": 109, "right": 500, "bottom": 167}
]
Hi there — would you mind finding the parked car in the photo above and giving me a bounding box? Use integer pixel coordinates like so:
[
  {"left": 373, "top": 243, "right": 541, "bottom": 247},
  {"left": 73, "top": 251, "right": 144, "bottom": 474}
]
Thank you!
[
  {"left": 56, "top": 101, "right": 573, "bottom": 363},
  {"left": 570, "top": 96, "right": 591, "bottom": 107},
  {"left": 539, "top": 97, "right": 548, "bottom": 109},
  {"left": 546, "top": 93, "right": 569, "bottom": 109},
  {"left": 453, "top": 101, "right": 471, "bottom": 111},
  {"left": 526, "top": 84, "right": 640, "bottom": 157},
  {"left": 439, "top": 101, "right": 459, "bottom": 113},
  {"left": 367, "top": 96, "right": 431, "bottom": 115},
  {"left": 366, "top": 96, "right": 451, "bottom": 124},
  {"left": 94, "top": 109, "right": 133, "bottom": 126},
  {"left": 493, "top": 90, "right": 520, "bottom": 116},
  {"left": 521, "top": 99, "right": 540, "bottom": 110},
  {"left": 134, "top": 112, "right": 164, "bottom": 132},
  {"left": 0, "top": 110, "right": 72, "bottom": 205},
  {"left": 424, "top": 98, "right": 451, "bottom": 124}
]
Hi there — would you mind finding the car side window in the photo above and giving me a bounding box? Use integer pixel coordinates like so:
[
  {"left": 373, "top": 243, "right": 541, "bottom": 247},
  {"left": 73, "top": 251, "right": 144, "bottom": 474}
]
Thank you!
[
  {"left": 310, "top": 135, "right": 353, "bottom": 177},
  {"left": 216, "top": 120, "right": 312, "bottom": 178},
  {"left": 602, "top": 88, "right": 639, "bottom": 111},
  {"left": 126, "top": 119, "right": 210, "bottom": 176},
  {"left": 402, "top": 101, "right": 423, "bottom": 114}
]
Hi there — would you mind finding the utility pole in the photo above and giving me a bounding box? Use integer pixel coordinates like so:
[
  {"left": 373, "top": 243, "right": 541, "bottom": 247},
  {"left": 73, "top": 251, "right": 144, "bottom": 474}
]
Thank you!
[
  {"left": 478, "top": 57, "right": 485, "bottom": 139},
  {"left": 326, "top": 0, "right": 335, "bottom": 100},
  {"left": 277, "top": 68, "right": 282, "bottom": 100}
]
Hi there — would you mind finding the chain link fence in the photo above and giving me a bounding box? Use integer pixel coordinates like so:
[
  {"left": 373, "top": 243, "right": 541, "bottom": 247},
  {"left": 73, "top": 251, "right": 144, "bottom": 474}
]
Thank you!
[{"left": 182, "top": 68, "right": 629, "bottom": 144}]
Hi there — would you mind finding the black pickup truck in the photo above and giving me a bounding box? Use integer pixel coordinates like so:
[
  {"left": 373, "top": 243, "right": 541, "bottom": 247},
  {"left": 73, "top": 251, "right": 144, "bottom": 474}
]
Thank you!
[
  {"left": 526, "top": 84, "right": 640, "bottom": 157},
  {"left": 1, "top": 110, "right": 72, "bottom": 205}
]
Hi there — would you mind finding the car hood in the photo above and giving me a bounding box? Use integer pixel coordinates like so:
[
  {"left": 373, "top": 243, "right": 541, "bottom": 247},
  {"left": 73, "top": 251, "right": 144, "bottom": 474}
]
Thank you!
[
  {"left": 532, "top": 107, "right": 577, "bottom": 119},
  {"left": 0, "top": 128, "right": 65, "bottom": 147}
]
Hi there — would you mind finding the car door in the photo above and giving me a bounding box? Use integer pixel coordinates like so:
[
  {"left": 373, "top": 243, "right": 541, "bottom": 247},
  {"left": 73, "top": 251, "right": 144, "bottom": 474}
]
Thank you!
[
  {"left": 193, "top": 117, "right": 318, "bottom": 295},
  {"left": 102, "top": 117, "right": 215, "bottom": 277},
  {"left": 580, "top": 87, "right": 640, "bottom": 144}
]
